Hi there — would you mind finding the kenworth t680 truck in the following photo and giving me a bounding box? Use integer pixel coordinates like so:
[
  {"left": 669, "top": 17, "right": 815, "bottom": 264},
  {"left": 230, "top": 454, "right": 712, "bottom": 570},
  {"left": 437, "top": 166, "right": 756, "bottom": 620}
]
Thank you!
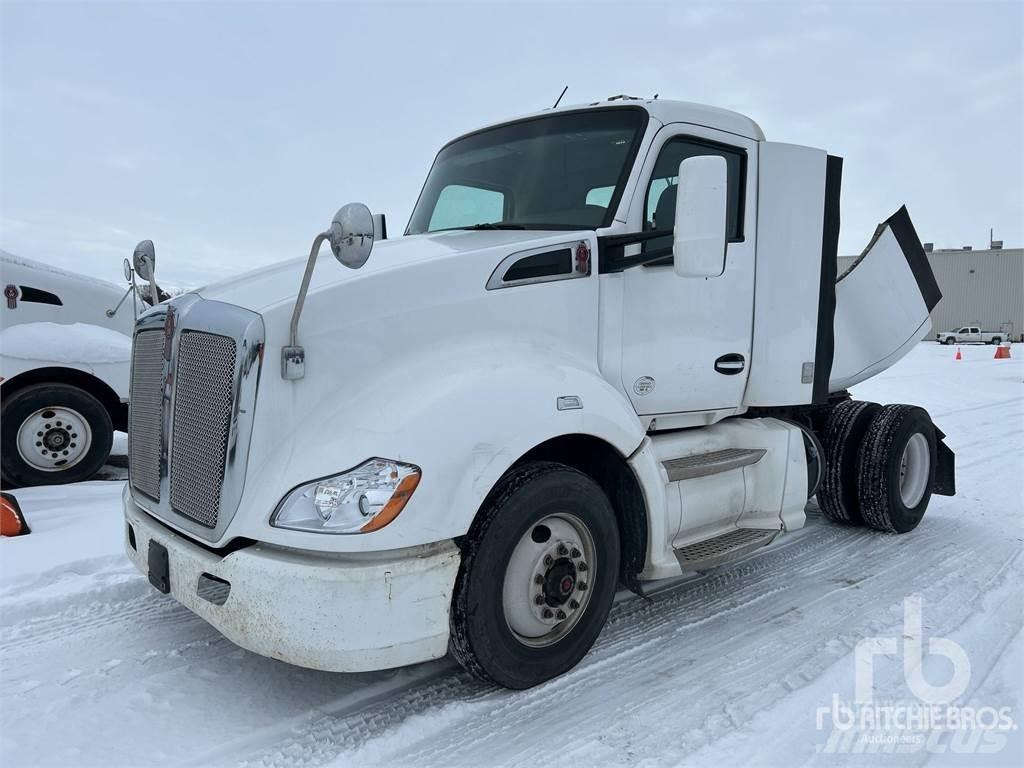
[{"left": 122, "top": 97, "right": 955, "bottom": 688}]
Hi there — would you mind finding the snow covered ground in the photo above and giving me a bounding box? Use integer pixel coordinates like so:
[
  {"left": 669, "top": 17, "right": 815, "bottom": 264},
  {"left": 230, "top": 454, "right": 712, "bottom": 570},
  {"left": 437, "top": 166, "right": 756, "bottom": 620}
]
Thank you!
[{"left": 1, "top": 343, "right": 1021, "bottom": 767}]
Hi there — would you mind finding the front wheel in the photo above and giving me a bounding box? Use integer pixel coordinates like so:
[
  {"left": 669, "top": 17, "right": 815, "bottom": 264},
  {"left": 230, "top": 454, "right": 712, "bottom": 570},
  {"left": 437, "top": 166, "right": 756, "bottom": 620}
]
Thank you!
[
  {"left": 1, "top": 384, "right": 113, "bottom": 487},
  {"left": 449, "top": 461, "right": 620, "bottom": 689},
  {"left": 943, "top": 337, "right": 955, "bottom": 345}
]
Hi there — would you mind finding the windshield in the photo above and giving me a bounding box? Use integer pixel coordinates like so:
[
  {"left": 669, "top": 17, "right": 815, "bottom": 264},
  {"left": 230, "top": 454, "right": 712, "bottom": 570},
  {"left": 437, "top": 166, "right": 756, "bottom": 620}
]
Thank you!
[{"left": 406, "top": 107, "right": 648, "bottom": 235}]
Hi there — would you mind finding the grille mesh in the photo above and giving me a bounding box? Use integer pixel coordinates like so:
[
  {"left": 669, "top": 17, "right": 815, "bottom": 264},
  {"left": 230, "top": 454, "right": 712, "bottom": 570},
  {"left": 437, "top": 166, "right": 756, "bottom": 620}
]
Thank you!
[
  {"left": 170, "top": 331, "right": 237, "bottom": 528},
  {"left": 129, "top": 331, "right": 165, "bottom": 500}
]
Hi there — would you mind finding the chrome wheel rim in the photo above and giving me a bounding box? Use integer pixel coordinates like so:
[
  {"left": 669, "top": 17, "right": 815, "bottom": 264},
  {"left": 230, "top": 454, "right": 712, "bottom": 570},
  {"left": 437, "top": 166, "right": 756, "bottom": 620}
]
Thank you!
[
  {"left": 502, "top": 513, "right": 596, "bottom": 648},
  {"left": 16, "top": 406, "right": 92, "bottom": 472},
  {"left": 899, "top": 432, "right": 930, "bottom": 507}
]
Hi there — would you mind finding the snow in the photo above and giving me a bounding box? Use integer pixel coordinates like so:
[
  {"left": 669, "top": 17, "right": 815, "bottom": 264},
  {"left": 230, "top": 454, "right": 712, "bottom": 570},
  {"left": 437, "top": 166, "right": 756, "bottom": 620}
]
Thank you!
[
  {"left": 1, "top": 342, "right": 1021, "bottom": 767},
  {"left": 0, "top": 321, "right": 131, "bottom": 363}
]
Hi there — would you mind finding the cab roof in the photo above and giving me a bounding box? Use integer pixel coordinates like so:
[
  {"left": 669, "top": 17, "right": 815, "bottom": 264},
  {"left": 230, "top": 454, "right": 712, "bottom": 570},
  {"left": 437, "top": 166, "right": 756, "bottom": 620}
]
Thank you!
[{"left": 454, "top": 97, "right": 765, "bottom": 144}]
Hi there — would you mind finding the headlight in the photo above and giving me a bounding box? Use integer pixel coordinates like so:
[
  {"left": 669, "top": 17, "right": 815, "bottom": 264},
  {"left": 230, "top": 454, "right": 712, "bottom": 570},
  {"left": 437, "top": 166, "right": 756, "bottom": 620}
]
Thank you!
[{"left": 271, "top": 458, "right": 421, "bottom": 534}]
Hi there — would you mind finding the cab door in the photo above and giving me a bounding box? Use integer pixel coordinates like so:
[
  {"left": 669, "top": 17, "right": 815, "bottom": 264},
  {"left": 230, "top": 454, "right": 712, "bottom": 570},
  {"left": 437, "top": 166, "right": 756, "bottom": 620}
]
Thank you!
[{"left": 616, "top": 124, "right": 757, "bottom": 415}]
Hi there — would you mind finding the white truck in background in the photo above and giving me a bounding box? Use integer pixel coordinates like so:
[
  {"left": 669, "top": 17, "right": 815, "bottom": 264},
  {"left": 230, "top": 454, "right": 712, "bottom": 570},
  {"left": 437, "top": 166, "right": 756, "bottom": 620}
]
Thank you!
[
  {"left": 935, "top": 326, "right": 1008, "bottom": 345},
  {"left": 121, "top": 97, "right": 956, "bottom": 689},
  {"left": 1, "top": 246, "right": 164, "bottom": 486}
]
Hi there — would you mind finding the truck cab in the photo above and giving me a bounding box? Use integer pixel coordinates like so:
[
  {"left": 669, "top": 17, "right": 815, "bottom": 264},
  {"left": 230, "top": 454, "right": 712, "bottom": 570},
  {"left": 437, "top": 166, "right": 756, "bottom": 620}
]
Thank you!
[{"left": 121, "top": 97, "right": 955, "bottom": 688}]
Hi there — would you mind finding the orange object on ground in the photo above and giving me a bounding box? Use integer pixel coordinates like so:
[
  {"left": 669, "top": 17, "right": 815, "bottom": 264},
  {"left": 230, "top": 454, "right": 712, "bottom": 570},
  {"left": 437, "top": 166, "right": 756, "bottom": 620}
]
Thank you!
[
  {"left": 995, "top": 344, "right": 1011, "bottom": 360},
  {"left": 1, "top": 492, "right": 31, "bottom": 536},
  {"left": 955, "top": 347, "right": 962, "bottom": 361}
]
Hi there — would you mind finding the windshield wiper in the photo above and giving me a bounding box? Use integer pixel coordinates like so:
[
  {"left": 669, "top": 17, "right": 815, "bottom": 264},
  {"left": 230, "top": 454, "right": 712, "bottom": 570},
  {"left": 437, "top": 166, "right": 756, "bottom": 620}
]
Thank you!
[{"left": 453, "top": 222, "right": 527, "bottom": 230}]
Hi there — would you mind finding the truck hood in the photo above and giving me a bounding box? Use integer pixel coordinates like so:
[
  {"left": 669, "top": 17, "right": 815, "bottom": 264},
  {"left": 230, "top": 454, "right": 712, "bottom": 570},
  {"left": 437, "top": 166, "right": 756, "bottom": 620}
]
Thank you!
[{"left": 195, "top": 229, "right": 571, "bottom": 314}]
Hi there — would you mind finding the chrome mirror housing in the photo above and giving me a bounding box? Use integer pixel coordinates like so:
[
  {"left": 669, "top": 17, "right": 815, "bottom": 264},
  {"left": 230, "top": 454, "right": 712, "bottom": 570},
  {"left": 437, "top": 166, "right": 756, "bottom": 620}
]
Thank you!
[
  {"left": 327, "top": 203, "right": 375, "bottom": 269},
  {"left": 133, "top": 240, "right": 156, "bottom": 281}
]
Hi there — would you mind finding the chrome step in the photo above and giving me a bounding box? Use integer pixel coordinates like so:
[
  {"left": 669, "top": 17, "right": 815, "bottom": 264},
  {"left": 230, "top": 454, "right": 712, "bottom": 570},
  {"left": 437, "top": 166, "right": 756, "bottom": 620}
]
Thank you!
[
  {"left": 674, "top": 528, "right": 778, "bottom": 571},
  {"left": 662, "top": 448, "right": 766, "bottom": 481}
]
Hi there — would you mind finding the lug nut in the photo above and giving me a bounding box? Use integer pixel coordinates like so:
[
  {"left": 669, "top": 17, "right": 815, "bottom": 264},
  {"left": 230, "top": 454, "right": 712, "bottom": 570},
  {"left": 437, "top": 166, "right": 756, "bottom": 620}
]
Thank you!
[
  {"left": 534, "top": 574, "right": 544, "bottom": 584},
  {"left": 534, "top": 594, "right": 545, "bottom": 605},
  {"left": 578, "top": 581, "right": 588, "bottom": 591},
  {"left": 555, "top": 609, "right": 566, "bottom": 620},
  {"left": 569, "top": 599, "right": 579, "bottom": 610},
  {"left": 571, "top": 547, "right": 581, "bottom": 558},
  {"left": 578, "top": 561, "right": 588, "bottom": 572},
  {"left": 542, "top": 608, "right": 553, "bottom": 619},
  {"left": 543, "top": 555, "right": 553, "bottom": 566},
  {"left": 557, "top": 544, "right": 568, "bottom": 556}
]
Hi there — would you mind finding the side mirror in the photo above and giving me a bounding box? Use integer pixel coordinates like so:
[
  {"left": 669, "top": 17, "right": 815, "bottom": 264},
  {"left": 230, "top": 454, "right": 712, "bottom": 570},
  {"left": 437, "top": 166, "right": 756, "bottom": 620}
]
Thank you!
[
  {"left": 327, "top": 203, "right": 375, "bottom": 269},
  {"left": 123, "top": 257, "right": 133, "bottom": 282},
  {"left": 673, "top": 155, "right": 728, "bottom": 278},
  {"left": 133, "top": 240, "right": 156, "bottom": 281}
]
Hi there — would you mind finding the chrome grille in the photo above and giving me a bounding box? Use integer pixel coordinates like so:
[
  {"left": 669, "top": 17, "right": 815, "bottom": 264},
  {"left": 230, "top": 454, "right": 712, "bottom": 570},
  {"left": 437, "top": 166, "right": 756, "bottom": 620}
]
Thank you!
[
  {"left": 129, "top": 330, "right": 165, "bottom": 500},
  {"left": 169, "top": 331, "right": 237, "bottom": 528}
]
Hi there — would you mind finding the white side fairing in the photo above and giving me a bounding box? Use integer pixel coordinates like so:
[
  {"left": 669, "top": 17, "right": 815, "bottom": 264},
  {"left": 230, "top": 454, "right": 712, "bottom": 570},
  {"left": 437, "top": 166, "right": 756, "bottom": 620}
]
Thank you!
[
  {"left": 744, "top": 142, "right": 827, "bottom": 407},
  {"left": 830, "top": 207, "right": 939, "bottom": 391}
]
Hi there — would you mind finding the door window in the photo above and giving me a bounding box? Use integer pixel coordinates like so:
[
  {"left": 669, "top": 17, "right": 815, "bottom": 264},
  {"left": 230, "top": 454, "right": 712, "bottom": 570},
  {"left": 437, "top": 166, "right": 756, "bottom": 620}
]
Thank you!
[{"left": 643, "top": 138, "right": 746, "bottom": 255}]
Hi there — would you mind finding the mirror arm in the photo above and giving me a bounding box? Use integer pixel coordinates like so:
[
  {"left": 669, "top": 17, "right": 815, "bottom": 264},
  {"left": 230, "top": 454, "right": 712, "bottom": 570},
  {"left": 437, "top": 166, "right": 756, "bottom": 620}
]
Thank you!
[
  {"left": 282, "top": 230, "right": 330, "bottom": 380},
  {"left": 105, "top": 284, "right": 135, "bottom": 318}
]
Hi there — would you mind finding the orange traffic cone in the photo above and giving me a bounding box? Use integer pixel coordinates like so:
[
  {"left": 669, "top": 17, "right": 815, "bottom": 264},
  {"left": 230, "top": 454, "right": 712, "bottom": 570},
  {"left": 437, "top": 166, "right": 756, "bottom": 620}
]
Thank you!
[
  {"left": 1, "top": 492, "right": 30, "bottom": 536},
  {"left": 994, "top": 344, "right": 1011, "bottom": 360},
  {"left": 955, "top": 347, "right": 962, "bottom": 361}
]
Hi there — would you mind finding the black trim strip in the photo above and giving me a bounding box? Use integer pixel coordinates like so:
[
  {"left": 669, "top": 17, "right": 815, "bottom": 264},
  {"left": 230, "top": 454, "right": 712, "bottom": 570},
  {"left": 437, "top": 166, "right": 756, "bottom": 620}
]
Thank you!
[
  {"left": 598, "top": 229, "right": 673, "bottom": 273},
  {"left": 887, "top": 205, "right": 942, "bottom": 313},
  {"left": 812, "top": 155, "right": 842, "bottom": 404}
]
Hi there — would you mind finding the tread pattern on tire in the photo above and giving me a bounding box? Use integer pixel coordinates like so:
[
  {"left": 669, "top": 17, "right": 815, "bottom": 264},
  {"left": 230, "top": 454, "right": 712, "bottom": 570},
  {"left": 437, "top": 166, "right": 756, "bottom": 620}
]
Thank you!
[
  {"left": 448, "top": 461, "right": 572, "bottom": 683},
  {"left": 818, "top": 400, "right": 880, "bottom": 526},
  {"left": 857, "top": 404, "right": 929, "bottom": 533}
]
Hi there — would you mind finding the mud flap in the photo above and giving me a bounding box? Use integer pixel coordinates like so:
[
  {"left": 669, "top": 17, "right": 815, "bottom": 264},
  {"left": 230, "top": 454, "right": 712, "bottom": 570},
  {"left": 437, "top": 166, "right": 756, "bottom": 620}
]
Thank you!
[{"left": 932, "top": 427, "right": 956, "bottom": 497}]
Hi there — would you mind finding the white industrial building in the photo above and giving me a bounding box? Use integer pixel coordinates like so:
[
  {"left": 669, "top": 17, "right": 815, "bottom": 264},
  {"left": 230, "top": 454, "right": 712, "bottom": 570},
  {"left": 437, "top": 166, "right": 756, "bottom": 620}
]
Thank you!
[{"left": 839, "top": 242, "right": 1023, "bottom": 341}]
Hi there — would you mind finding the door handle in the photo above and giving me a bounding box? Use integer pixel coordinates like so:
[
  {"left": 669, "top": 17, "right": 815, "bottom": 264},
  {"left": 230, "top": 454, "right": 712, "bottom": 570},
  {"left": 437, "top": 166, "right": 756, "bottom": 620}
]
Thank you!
[{"left": 714, "top": 353, "right": 745, "bottom": 375}]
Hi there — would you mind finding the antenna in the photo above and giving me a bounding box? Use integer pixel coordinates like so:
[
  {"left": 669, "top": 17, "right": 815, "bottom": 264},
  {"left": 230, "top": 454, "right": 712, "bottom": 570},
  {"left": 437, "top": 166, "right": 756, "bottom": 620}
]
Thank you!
[{"left": 552, "top": 85, "right": 568, "bottom": 109}]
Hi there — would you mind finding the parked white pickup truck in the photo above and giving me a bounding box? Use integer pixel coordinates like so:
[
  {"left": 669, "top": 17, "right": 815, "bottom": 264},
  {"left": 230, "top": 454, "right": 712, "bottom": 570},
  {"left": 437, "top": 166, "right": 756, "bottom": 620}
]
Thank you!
[
  {"left": 122, "top": 97, "right": 955, "bottom": 689},
  {"left": 936, "top": 326, "right": 1007, "bottom": 345}
]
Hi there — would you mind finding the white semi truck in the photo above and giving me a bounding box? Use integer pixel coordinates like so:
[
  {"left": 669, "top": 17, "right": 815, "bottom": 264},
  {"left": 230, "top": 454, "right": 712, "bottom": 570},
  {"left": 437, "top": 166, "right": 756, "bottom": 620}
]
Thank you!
[
  {"left": 122, "top": 98, "right": 955, "bottom": 689},
  {"left": 1, "top": 246, "right": 164, "bottom": 486}
]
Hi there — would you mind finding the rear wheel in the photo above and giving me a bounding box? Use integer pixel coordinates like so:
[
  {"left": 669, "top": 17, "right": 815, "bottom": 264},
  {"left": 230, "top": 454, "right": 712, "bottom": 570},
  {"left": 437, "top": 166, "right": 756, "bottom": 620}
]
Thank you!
[
  {"left": 991, "top": 337, "right": 1002, "bottom": 345},
  {"left": 857, "top": 405, "right": 936, "bottom": 533},
  {"left": 449, "top": 461, "right": 619, "bottom": 689},
  {"left": 1, "top": 384, "right": 113, "bottom": 487},
  {"left": 817, "top": 400, "right": 881, "bottom": 525}
]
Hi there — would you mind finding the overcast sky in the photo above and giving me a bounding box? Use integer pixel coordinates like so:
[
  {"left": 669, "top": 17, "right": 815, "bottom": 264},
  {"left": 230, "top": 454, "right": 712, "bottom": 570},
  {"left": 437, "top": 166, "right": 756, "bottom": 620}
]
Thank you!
[{"left": 1, "top": 0, "right": 1021, "bottom": 287}]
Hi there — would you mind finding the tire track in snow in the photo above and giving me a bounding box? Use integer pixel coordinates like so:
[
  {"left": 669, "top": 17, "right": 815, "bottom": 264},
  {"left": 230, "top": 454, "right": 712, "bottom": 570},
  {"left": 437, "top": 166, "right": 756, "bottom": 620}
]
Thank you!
[{"left": 230, "top": 514, "right": 1013, "bottom": 768}]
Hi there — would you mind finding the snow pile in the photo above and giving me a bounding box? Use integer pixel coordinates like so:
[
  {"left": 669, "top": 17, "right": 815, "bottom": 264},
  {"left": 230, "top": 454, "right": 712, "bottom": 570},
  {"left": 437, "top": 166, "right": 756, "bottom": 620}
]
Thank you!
[{"left": 0, "top": 321, "right": 131, "bottom": 364}]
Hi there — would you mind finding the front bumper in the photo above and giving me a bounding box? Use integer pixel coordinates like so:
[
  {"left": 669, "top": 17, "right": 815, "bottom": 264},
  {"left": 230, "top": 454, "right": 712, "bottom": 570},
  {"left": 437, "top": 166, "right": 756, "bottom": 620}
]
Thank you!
[{"left": 123, "top": 487, "right": 461, "bottom": 672}]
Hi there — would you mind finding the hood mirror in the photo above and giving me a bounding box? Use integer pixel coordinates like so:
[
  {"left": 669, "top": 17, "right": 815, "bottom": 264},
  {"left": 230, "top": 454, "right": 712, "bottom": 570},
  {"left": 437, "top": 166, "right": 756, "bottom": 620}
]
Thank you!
[
  {"left": 133, "top": 239, "right": 156, "bottom": 281},
  {"left": 123, "top": 257, "right": 133, "bottom": 282},
  {"left": 327, "top": 203, "right": 375, "bottom": 269},
  {"left": 132, "top": 240, "right": 161, "bottom": 306}
]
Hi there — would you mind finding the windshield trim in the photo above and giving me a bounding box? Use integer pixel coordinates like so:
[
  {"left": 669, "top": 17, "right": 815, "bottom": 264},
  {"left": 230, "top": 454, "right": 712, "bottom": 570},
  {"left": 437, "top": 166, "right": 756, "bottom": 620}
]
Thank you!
[{"left": 404, "top": 105, "right": 651, "bottom": 236}]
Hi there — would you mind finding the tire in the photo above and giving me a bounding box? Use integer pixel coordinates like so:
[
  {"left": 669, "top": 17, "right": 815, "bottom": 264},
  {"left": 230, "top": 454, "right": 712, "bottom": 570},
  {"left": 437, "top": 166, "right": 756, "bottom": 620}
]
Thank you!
[
  {"left": 857, "top": 405, "right": 936, "bottom": 534},
  {"left": 1, "top": 383, "right": 113, "bottom": 488},
  {"left": 449, "top": 461, "right": 620, "bottom": 689},
  {"left": 943, "top": 337, "right": 955, "bottom": 345},
  {"left": 991, "top": 337, "right": 1002, "bottom": 345},
  {"left": 817, "top": 400, "right": 882, "bottom": 526}
]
